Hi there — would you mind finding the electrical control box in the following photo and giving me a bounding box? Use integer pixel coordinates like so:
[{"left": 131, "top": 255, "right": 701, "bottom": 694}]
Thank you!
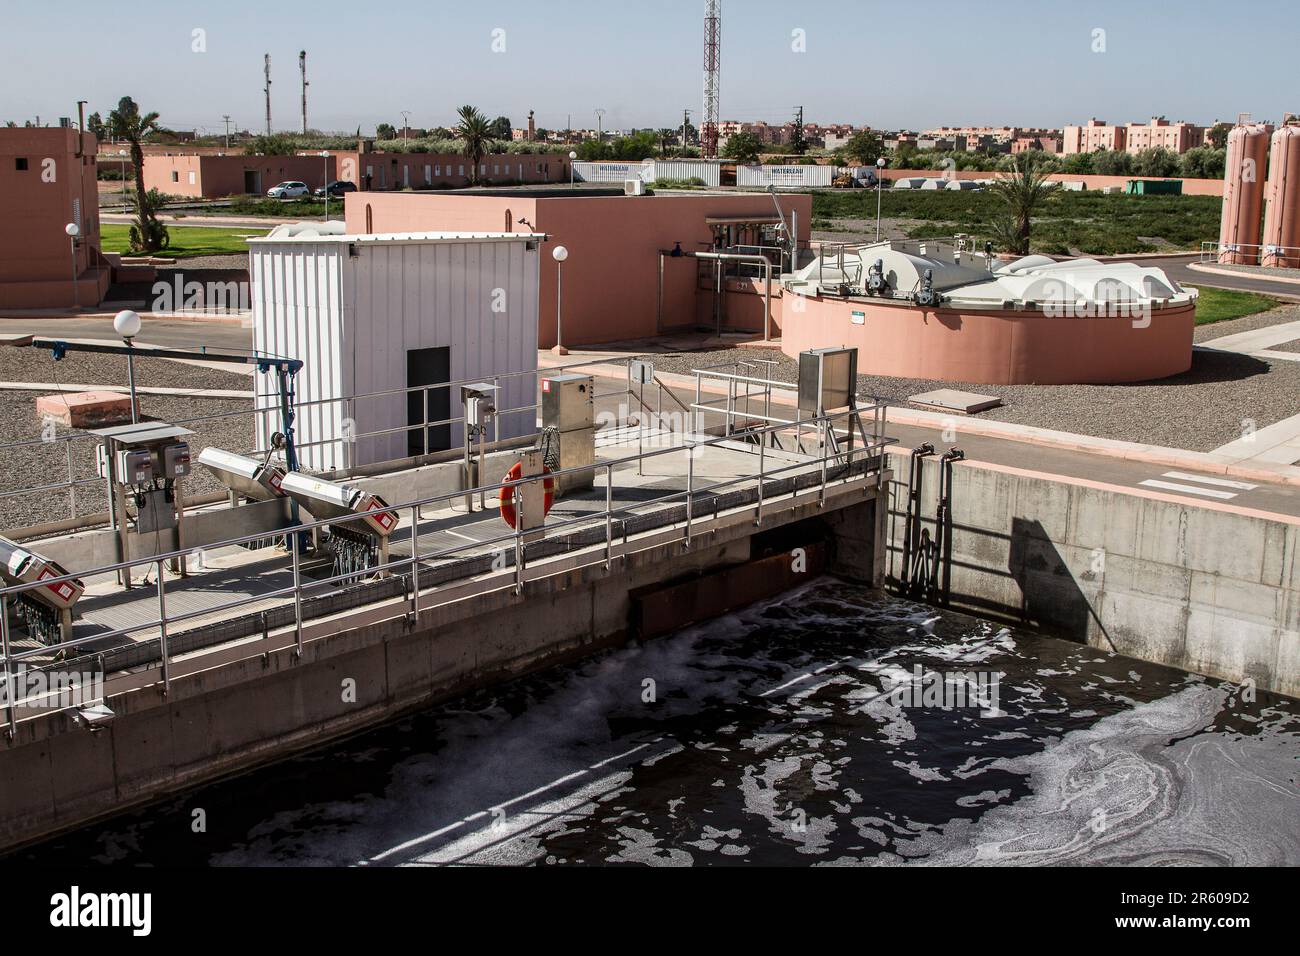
[
  {"left": 541, "top": 374, "right": 595, "bottom": 495},
  {"left": 461, "top": 383, "right": 500, "bottom": 431},
  {"left": 116, "top": 448, "right": 155, "bottom": 484},
  {"left": 629, "top": 359, "right": 655, "bottom": 386},
  {"left": 162, "top": 442, "right": 191, "bottom": 479},
  {"left": 542, "top": 374, "right": 594, "bottom": 432},
  {"left": 798, "top": 347, "right": 858, "bottom": 416}
]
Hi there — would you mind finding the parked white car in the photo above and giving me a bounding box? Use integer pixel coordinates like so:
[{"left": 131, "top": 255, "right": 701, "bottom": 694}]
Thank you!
[{"left": 267, "top": 181, "right": 310, "bottom": 199}]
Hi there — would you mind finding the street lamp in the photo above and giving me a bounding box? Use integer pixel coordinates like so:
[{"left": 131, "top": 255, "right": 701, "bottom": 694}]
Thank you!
[
  {"left": 400, "top": 110, "right": 411, "bottom": 145},
  {"left": 875, "top": 156, "right": 887, "bottom": 242},
  {"left": 64, "top": 223, "right": 80, "bottom": 310},
  {"left": 114, "top": 309, "right": 143, "bottom": 423},
  {"left": 552, "top": 245, "right": 569, "bottom": 356},
  {"left": 569, "top": 150, "right": 577, "bottom": 186},
  {"left": 320, "top": 150, "right": 330, "bottom": 221}
]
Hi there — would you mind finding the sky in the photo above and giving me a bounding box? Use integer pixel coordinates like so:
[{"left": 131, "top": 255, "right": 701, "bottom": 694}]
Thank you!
[{"left": 1, "top": 0, "right": 1293, "bottom": 136}]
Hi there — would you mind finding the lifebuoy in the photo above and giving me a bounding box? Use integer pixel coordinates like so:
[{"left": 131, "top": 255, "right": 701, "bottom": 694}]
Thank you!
[{"left": 499, "top": 462, "right": 555, "bottom": 529}]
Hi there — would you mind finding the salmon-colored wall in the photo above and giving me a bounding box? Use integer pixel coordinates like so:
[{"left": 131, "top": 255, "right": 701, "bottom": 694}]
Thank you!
[
  {"left": 346, "top": 192, "right": 811, "bottom": 348},
  {"left": 332, "top": 151, "right": 572, "bottom": 191},
  {"left": 884, "top": 168, "right": 1225, "bottom": 197},
  {"left": 0, "top": 128, "right": 109, "bottom": 308},
  {"left": 779, "top": 294, "right": 1195, "bottom": 385},
  {"left": 143, "top": 155, "right": 336, "bottom": 198}
]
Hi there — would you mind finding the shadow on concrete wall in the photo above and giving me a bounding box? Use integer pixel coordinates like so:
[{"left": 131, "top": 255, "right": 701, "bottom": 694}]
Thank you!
[{"left": 1008, "top": 516, "right": 1117, "bottom": 652}]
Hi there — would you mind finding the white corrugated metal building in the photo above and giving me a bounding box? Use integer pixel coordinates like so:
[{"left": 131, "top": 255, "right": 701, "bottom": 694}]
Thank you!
[
  {"left": 248, "top": 231, "right": 542, "bottom": 471},
  {"left": 571, "top": 161, "right": 650, "bottom": 183},
  {"left": 736, "top": 164, "right": 836, "bottom": 188},
  {"left": 642, "top": 160, "right": 722, "bottom": 186}
]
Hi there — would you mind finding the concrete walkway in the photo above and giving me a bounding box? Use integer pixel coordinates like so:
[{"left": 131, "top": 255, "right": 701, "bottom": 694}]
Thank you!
[{"left": 1199, "top": 319, "right": 1300, "bottom": 353}]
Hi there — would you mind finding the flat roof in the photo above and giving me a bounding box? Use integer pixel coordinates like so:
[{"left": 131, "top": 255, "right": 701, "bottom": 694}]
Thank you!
[{"left": 247, "top": 230, "right": 547, "bottom": 245}]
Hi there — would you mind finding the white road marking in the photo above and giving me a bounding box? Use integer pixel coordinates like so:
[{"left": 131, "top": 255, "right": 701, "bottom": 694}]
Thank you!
[
  {"left": 1138, "top": 479, "right": 1238, "bottom": 500},
  {"left": 1160, "top": 471, "right": 1258, "bottom": 491}
]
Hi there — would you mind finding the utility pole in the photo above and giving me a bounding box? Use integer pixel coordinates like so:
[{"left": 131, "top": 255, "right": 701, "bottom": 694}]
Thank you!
[
  {"left": 222, "top": 115, "right": 231, "bottom": 150},
  {"left": 299, "top": 51, "right": 308, "bottom": 134},
  {"left": 682, "top": 108, "right": 691, "bottom": 156},
  {"left": 263, "top": 54, "right": 272, "bottom": 136},
  {"left": 702, "top": 0, "right": 721, "bottom": 158},
  {"left": 594, "top": 108, "right": 606, "bottom": 143}
]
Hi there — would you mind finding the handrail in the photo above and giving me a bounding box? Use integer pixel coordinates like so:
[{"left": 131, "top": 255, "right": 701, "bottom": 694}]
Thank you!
[{"left": 1, "top": 403, "right": 892, "bottom": 730}]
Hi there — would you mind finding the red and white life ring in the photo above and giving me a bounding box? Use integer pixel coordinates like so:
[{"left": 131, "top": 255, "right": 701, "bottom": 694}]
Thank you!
[{"left": 499, "top": 462, "right": 555, "bottom": 529}]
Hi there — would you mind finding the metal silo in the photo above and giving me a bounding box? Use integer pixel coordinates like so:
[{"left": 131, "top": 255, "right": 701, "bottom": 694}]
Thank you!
[
  {"left": 1261, "top": 125, "right": 1300, "bottom": 268},
  {"left": 1218, "top": 124, "right": 1270, "bottom": 265}
]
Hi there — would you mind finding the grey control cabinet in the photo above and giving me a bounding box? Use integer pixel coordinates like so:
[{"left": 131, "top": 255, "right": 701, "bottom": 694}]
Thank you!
[{"left": 541, "top": 373, "right": 595, "bottom": 495}]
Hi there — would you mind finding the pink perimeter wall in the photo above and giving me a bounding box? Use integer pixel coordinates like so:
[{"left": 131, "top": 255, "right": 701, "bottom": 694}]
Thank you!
[
  {"left": 780, "top": 295, "right": 1195, "bottom": 385},
  {"left": 883, "top": 169, "right": 1224, "bottom": 197},
  {"left": 346, "top": 192, "right": 811, "bottom": 348}
]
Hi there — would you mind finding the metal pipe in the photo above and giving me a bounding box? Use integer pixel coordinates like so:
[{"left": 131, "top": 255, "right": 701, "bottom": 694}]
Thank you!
[
  {"left": 691, "top": 251, "right": 773, "bottom": 341},
  {"left": 156, "top": 560, "right": 170, "bottom": 695},
  {"left": 1, "top": 596, "right": 14, "bottom": 738},
  {"left": 291, "top": 533, "right": 304, "bottom": 657}
]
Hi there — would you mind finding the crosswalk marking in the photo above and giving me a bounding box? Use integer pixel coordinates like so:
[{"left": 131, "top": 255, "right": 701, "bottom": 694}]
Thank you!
[
  {"left": 1159, "top": 471, "right": 1258, "bottom": 491},
  {"left": 1138, "top": 478, "right": 1238, "bottom": 500}
]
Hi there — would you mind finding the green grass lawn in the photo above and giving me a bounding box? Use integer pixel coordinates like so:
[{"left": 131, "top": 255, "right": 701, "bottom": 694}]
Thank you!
[
  {"left": 1191, "top": 285, "right": 1281, "bottom": 326},
  {"left": 101, "top": 224, "right": 264, "bottom": 258}
]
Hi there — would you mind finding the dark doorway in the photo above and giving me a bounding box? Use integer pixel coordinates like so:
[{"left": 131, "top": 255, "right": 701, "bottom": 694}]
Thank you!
[
  {"left": 243, "top": 170, "right": 261, "bottom": 194},
  {"left": 407, "top": 346, "right": 451, "bottom": 457}
]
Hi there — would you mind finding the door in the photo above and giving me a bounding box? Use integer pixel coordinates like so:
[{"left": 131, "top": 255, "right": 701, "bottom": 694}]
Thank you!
[
  {"left": 407, "top": 346, "right": 451, "bottom": 457},
  {"left": 244, "top": 170, "right": 261, "bottom": 194}
]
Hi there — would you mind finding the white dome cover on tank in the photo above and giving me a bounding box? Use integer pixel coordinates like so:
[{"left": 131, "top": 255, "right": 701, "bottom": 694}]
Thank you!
[
  {"left": 782, "top": 239, "right": 1196, "bottom": 311},
  {"left": 265, "top": 220, "right": 347, "bottom": 240}
]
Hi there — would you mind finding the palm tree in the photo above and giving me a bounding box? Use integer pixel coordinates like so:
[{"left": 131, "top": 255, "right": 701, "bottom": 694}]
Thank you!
[
  {"left": 454, "top": 105, "right": 494, "bottom": 185},
  {"left": 987, "top": 152, "right": 1058, "bottom": 256},
  {"left": 107, "top": 96, "right": 168, "bottom": 253}
]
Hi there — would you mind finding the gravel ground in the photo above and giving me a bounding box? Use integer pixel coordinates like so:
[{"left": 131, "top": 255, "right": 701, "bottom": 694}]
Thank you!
[
  {"left": 1193, "top": 302, "right": 1300, "bottom": 343},
  {"left": 0, "top": 346, "right": 252, "bottom": 392},
  {"left": 155, "top": 253, "right": 248, "bottom": 272},
  {"left": 652, "top": 329, "right": 1300, "bottom": 454},
  {"left": 1269, "top": 337, "right": 1300, "bottom": 352},
  {"left": 0, "top": 350, "right": 256, "bottom": 531},
  {"left": 0, "top": 390, "right": 256, "bottom": 532}
]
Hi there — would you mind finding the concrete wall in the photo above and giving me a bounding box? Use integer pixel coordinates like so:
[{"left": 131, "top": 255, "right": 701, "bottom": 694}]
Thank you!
[
  {"left": 779, "top": 293, "right": 1195, "bottom": 385},
  {"left": 0, "top": 486, "right": 884, "bottom": 850},
  {"left": 884, "top": 453, "right": 1300, "bottom": 697},
  {"left": 345, "top": 192, "right": 812, "bottom": 348},
  {"left": 882, "top": 168, "right": 1225, "bottom": 197}
]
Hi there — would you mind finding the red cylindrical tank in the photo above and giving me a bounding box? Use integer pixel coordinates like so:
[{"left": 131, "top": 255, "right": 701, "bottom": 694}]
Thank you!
[
  {"left": 1219, "top": 124, "right": 1270, "bottom": 265},
  {"left": 1261, "top": 126, "right": 1300, "bottom": 268}
]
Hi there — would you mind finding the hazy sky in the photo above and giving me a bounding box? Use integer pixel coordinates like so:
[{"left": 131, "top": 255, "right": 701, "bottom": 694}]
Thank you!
[{"left": 2, "top": 0, "right": 1291, "bottom": 135}]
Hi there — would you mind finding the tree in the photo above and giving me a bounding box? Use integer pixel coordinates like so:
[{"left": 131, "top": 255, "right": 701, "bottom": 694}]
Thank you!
[
  {"left": 1207, "top": 123, "right": 1231, "bottom": 150},
  {"left": 244, "top": 133, "right": 296, "bottom": 156},
  {"left": 375, "top": 123, "right": 396, "bottom": 139},
  {"left": 454, "top": 105, "right": 494, "bottom": 184},
  {"left": 987, "top": 152, "right": 1058, "bottom": 255},
  {"left": 722, "top": 131, "right": 762, "bottom": 164},
  {"left": 489, "top": 116, "right": 512, "bottom": 140},
  {"left": 841, "top": 130, "right": 884, "bottom": 167},
  {"left": 107, "top": 96, "right": 168, "bottom": 254},
  {"left": 87, "top": 112, "right": 106, "bottom": 141},
  {"left": 1091, "top": 148, "right": 1133, "bottom": 176},
  {"left": 1060, "top": 152, "right": 1095, "bottom": 175},
  {"left": 1180, "top": 146, "right": 1226, "bottom": 180},
  {"left": 1132, "top": 147, "right": 1180, "bottom": 178}
]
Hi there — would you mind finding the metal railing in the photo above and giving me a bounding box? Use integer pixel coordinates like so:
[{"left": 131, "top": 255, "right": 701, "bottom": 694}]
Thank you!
[
  {"left": 1199, "top": 240, "right": 1300, "bottom": 266},
  {"left": 0, "top": 354, "right": 656, "bottom": 531},
  {"left": 0, "top": 404, "right": 892, "bottom": 735}
]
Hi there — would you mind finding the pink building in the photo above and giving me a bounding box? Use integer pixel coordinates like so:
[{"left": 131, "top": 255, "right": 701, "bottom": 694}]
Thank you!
[
  {"left": 344, "top": 190, "right": 812, "bottom": 348},
  {"left": 143, "top": 153, "right": 336, "bottom": 198},
  {"left": 0, "top": 128, "right": 109, "bottom": 309},
  {"left": 331, "top": 149, "right": 571, "bottom": 192},
  {"left": 1124, "top": 117, "right": 1205, "bottom": 155},
  {"left": 1062, "top": 119, "right": 1126, "bottom": 154}
]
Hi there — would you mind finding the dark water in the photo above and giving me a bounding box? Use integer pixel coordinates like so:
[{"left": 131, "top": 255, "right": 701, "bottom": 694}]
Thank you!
[{"left": 19, "top": 578, "right": 1300, "bottom": 866}]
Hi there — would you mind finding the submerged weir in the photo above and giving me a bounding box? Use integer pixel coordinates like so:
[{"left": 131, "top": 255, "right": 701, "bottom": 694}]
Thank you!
[{"left": 20, "top": 578, "right": 1299, "bottom": 867}]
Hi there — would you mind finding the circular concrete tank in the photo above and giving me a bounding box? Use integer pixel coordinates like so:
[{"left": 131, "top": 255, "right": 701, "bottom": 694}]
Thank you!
[
  {"left": 1261, "top": 126, "right": 1300, "bottom": 268},
  {"left": 1219, "top": 124, "right": 1270, "bottom": 265}
]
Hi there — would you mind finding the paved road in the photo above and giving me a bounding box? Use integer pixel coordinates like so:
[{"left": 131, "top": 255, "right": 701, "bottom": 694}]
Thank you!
[
  {"left": 640, "top": 382, "right": 1300, "bottom": 520},
  {"left": 1, "top": 316, "right": 252, "bottom": 352},
  {"left": 1140, "top": 253, "right": 1300, "bottom": 299}
]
